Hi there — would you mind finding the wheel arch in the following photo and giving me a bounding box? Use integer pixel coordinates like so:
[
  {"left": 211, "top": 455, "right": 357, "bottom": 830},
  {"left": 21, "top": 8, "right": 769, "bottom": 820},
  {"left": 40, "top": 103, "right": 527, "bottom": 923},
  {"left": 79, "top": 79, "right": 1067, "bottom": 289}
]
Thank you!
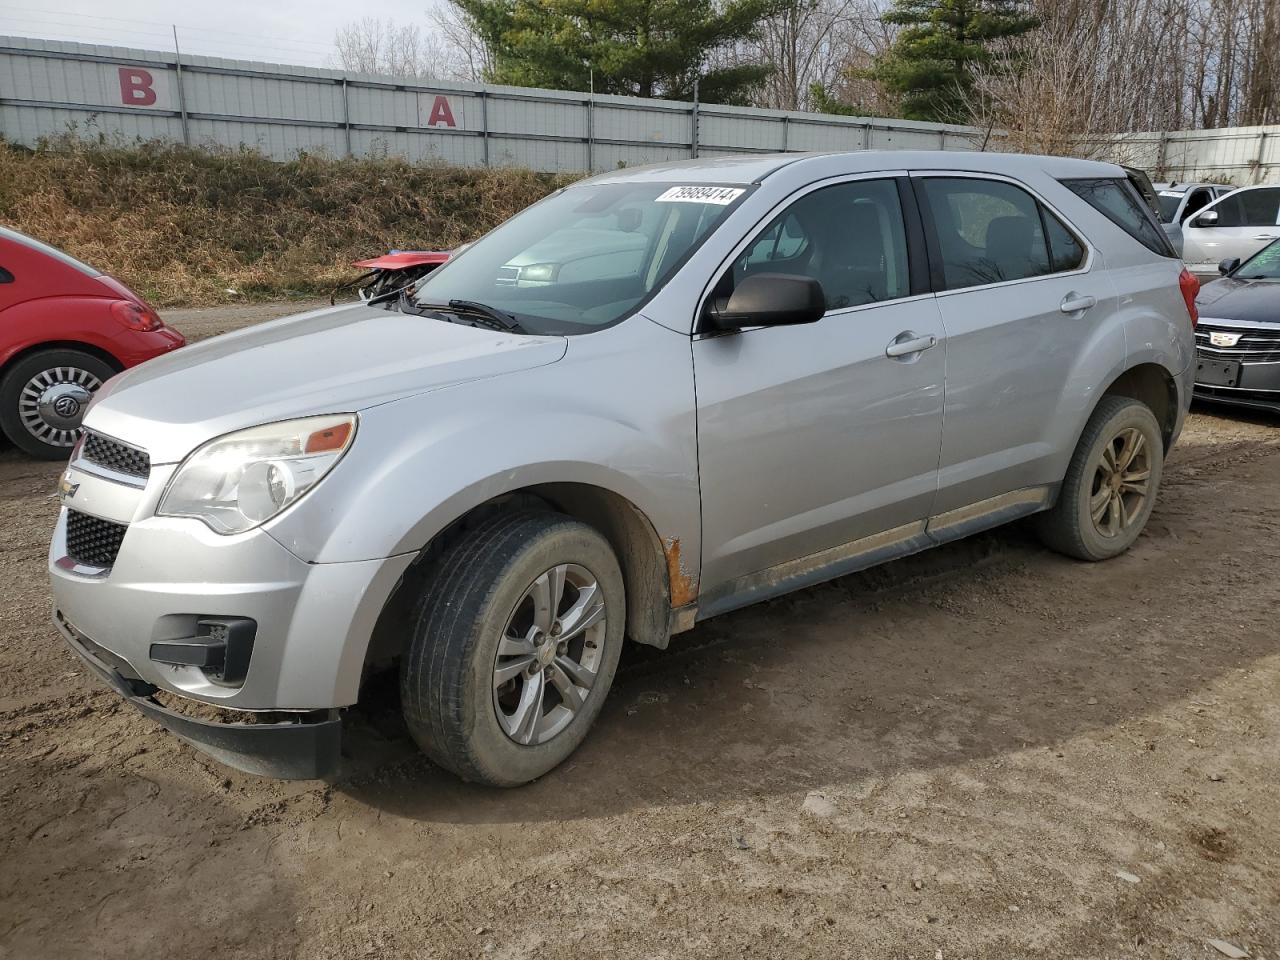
[
  {"left": 1099, "top": 361, "right": 1178, "bottom": 450},
  {"left": 0, "top": 339, "right": 125, "bottom": 380},
  {"left": 360, "top": 481, "right": 680, "bottom": 690}
]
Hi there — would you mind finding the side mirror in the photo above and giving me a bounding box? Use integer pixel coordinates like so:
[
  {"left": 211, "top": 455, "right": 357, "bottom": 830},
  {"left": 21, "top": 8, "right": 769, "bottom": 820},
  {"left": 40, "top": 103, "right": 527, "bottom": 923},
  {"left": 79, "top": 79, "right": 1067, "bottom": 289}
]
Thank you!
[
  {"left": 1193, "top": 209, "right": 1219, "bottom": 227},
  {"left": 1219, "top": 257, "right": 1241, "bottom": 276},
  {"left": 707, "top": 273, "right": 825, "bottom": 332}
]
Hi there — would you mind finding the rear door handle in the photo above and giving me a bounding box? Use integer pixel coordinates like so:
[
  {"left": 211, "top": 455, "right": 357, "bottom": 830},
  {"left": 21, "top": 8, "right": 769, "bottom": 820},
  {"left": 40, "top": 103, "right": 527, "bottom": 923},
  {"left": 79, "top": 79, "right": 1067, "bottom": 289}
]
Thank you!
[
  {"left": 885, "top": 333, "right": 937, "bottom": 358},
  {"left": 1059, "top": 293, "right": 1097, "bottom": 314},
  {"left": 1253, "top": 234, "right": 1278, "bottom": 240}
]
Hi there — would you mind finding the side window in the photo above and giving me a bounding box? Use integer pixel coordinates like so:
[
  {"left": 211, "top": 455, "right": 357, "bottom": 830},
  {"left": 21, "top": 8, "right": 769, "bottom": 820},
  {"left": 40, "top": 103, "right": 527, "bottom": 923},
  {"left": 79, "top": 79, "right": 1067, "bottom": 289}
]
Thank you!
[
  {"left": 1238, "top": 188, "right": 1280, "bottom": 226},
  {"left": 1061, "top": 178, "right": 1176, "bottom": 257},
  {"left": 1041, "top": 206, "right": 1085, "bottom": 272},
  {"left": 919, "top": 177, "right": 1051, "bottom": 290},
  {"left": 727, "top": 178, "right": 911, "bottom": 310},
  {"left": 1183, "top": 189, "right": 1211, "bottom": 218},
  {"left": 740, "top": 215, "right": 808, "bottom": 268},
  {"left": 1208, "top": 193, "right": 1244, "bottom": 227}
]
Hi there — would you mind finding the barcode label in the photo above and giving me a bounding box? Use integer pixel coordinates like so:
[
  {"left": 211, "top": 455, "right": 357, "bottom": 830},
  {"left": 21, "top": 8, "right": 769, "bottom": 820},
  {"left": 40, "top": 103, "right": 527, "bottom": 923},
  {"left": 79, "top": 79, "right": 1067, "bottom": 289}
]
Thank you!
[{"left": 655, "top": 186, "right": 745, "bottom": 205}]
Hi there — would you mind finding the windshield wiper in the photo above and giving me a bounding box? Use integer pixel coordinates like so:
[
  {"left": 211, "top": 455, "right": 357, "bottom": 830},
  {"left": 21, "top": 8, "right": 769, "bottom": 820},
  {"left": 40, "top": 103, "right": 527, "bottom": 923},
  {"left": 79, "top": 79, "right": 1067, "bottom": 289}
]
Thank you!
[{"left": 416, "top": 298, "right": 527, "bottom": 333}]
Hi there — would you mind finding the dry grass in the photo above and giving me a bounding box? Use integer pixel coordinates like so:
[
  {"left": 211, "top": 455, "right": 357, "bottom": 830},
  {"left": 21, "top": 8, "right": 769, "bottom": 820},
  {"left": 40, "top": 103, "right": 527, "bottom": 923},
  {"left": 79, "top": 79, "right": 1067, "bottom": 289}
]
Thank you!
[{"left": 0, "top": 137, "right": 575, "bottom": 306}]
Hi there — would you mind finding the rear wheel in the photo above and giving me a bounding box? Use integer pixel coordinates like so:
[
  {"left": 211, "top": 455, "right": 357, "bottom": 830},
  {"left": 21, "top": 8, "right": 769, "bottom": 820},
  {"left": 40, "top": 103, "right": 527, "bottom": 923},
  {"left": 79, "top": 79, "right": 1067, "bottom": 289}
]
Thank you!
[
  {"left": 400, "top": 511, "right": 625, "bottom": 786},
  {"left": 1037, "top": 396, "right": 1164, "bottom": 561},
  {"left": 0, "top": 348, "right": 115, "bottom": 459}
]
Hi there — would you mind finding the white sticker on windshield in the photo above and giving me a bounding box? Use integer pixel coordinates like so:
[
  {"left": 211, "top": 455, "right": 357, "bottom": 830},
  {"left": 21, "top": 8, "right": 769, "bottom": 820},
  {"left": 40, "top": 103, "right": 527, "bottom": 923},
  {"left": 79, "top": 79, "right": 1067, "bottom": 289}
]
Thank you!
[{"left": 655, "top": 186, "right": 745, "bottom": 205}]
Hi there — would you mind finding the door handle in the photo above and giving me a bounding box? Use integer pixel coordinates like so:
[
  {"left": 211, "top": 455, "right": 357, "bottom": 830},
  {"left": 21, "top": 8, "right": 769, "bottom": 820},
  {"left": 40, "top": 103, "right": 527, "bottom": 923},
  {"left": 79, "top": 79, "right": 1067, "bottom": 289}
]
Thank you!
[
  {"left": 1253, "top": 234, "right": 1279, "bottom": 240},
  {"left": 1059, "top": 293, "right": 1096, "bottom": 314},
  {"left": 885, "top": 333, "right": 937, "bottom": 358}
]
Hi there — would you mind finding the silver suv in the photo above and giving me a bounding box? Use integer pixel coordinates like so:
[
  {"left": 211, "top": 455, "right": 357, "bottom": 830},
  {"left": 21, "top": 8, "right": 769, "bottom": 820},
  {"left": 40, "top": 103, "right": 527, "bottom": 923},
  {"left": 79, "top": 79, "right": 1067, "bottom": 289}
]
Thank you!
[{"left": 49, "top": 152, "right": 1198, "bottom": 785}]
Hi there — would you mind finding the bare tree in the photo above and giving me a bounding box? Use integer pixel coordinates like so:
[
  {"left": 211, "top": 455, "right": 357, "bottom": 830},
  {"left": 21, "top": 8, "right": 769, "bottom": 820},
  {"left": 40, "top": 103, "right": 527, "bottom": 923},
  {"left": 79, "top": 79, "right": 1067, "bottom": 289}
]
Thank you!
[
  {"left": 334, "top": 17, "right": 441, "bottom": 79},
  {"left": 430, "top": 3, "right": 491, "bottom": 82},
  {"left": 960, "top": 0, "right": 1280, "bottom": 166}
]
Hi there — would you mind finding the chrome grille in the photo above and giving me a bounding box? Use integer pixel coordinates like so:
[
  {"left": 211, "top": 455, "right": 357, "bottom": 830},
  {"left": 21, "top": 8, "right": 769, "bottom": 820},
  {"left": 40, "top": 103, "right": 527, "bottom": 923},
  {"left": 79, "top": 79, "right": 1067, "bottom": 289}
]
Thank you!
[
  {"left": 1195, "top": 323, "right": 1280, "bottom": 363},
  {"left": 65, "top": 510, "right": 128, "bottom": 568},
  {"left": 81, "top": 432, "right": 150, "bottom": 479}
]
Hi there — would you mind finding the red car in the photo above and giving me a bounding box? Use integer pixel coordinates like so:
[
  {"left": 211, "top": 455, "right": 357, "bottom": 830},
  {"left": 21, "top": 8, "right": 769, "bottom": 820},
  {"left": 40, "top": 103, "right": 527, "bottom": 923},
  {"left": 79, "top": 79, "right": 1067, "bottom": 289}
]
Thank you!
[{"left": 0, "top": 227, "right": 184, "bottom": 459}]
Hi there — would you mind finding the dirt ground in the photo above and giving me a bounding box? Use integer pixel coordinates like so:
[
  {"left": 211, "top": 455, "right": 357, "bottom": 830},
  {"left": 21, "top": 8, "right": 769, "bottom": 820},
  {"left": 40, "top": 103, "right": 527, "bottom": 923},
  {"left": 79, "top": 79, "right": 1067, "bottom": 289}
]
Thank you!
[{"left": 1, "top": 301, "right": 1277, "bottom": 960}]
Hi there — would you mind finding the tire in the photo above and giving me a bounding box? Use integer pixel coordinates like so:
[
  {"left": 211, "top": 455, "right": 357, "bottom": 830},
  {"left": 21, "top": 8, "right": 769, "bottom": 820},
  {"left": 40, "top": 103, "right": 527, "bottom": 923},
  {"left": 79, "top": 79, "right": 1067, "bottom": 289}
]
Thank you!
[
  {"left": 400, "top": 511, "right": 626, "bottom": 786},
  {"left": 1036, "top": 396, "right": 1164, "bottom": 561},
  {"left": 0, "top": 348, "right": 116, "bottom": 459}
]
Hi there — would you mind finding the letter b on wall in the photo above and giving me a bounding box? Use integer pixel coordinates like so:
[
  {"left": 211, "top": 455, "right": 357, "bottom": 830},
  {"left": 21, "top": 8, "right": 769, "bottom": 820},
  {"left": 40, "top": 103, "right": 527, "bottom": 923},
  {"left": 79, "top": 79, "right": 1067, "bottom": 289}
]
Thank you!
[
  {"left": 119, "top": 68, "right": 157, "bottom": 105},
  {"left": 113, "top": 66, "right": 171, "bottom": 109}
]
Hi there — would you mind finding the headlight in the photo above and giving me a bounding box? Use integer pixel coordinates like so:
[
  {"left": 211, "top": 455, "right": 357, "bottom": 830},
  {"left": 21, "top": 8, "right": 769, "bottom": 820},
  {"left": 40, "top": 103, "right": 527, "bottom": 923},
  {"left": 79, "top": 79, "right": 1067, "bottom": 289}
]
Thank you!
[{"left": 157, "top": 415, "right": 356, "bottom": 535}]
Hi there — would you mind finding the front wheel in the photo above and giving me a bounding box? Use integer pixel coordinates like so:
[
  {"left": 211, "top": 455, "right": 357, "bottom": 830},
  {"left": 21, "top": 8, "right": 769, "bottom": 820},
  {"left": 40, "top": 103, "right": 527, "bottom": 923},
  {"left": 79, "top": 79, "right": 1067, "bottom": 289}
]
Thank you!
[
  {"left": 0, "top": 348, "right": 116, "bottom": 459},
  {"left": 1037, "top": 396, "right": 1164, "bottom": 561},
  {"left": 400, "top": 511, "right": 625, "bottom": 786}
]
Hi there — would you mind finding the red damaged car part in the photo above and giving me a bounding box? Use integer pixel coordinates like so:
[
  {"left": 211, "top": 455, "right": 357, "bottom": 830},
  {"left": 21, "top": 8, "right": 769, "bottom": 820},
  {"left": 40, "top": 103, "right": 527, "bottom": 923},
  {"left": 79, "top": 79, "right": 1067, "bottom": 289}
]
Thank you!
[{"left": 334, "top": 250, "right": 453, "bottom": 304}]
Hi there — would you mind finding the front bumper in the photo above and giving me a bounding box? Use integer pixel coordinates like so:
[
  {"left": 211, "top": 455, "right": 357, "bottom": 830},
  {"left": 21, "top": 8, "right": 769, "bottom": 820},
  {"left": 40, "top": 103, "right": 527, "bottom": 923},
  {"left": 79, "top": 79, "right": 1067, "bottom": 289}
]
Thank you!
[
  {"left": 1193, "top": 358, "right": 1280, "bottom": 414},
  {"left": 55, "top": 612, "right": 341, "bottom": 778},
  {"left": 48, "top": 452, "right": 415, "bottom": 776}
]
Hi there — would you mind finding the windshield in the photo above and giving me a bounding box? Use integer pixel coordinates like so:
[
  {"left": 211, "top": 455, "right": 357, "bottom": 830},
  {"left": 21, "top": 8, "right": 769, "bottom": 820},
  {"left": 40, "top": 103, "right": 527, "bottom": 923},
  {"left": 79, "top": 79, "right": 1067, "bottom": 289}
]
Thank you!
[
  {"left": 1156, "top": 192, "right": 1184, "bottom": 223},
  {"left": 1234, "top": 238, "right": 1280, "bottom": 279},
  {"left": 411, "top": 181, "right": 751, "bottom": 334}
]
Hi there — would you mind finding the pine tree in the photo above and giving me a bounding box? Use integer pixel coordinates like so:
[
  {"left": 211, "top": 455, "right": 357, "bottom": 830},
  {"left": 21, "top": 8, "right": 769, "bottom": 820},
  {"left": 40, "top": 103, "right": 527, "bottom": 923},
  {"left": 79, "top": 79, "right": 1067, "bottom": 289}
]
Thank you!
[
  {"left": 451, "top": 0, "right": 789, "bottom": 104},
  {"left": 871, "top": 0, "right": 1039, "bottom": 122}
]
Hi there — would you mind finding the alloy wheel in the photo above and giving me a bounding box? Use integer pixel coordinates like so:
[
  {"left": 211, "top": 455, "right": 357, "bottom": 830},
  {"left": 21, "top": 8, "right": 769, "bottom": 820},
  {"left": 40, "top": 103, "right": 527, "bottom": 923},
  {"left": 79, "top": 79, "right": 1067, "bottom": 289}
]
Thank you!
[
  {"left": 1089, "top": 426, "right": 1151, "bottom": 538},
  {"left": 493, "top": 563, "right": 608, "bottom": 746}
]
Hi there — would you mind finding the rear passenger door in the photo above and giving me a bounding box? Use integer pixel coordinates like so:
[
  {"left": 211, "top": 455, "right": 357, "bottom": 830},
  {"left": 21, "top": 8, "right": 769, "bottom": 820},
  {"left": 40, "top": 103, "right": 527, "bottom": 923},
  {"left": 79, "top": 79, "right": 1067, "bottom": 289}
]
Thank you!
[{"left": 913, "top": 174, "right": 1114, "bottom": 529}]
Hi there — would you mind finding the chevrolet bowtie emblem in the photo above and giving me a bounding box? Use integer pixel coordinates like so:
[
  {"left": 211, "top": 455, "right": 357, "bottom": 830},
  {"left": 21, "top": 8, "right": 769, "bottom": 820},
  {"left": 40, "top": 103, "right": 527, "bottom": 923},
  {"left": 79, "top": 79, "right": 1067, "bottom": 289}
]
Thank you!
[{"left": 58, "top": 474, "right": 79, "bottom": 501}]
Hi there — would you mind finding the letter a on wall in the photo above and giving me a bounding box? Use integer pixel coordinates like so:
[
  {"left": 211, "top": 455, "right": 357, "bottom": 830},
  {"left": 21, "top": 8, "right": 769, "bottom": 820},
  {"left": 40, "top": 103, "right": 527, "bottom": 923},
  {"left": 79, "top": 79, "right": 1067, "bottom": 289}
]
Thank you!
[{"left": 418, "top": 94, "right": 462, "bottom": 128}]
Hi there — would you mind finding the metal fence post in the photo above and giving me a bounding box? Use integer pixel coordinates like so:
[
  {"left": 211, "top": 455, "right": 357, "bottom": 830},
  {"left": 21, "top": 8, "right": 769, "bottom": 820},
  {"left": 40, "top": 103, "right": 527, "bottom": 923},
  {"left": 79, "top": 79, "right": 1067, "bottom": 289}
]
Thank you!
[
  {"left": 781, "top": 115, "right": 789, "bottom": 152},
  {"left": 586, "top": 94, "right": 594, "bottom": 173},
  {"left": 480, "top": 90, "right": 490, "bottom": 167},
  {"left": 862, "top": 122, "right": 871, "bottom": 150},
  {"left": 1255, "top": 132, "right": 1268, "bottom": 184},
  {"left": 341, "top": 77, "right": 352, "bottom": 158},
  {"left": 691, "top": 79, "right": 699, "bottom": 158},
  {"left": 171, "top": 26, "right": 191, "bottom": 146}
]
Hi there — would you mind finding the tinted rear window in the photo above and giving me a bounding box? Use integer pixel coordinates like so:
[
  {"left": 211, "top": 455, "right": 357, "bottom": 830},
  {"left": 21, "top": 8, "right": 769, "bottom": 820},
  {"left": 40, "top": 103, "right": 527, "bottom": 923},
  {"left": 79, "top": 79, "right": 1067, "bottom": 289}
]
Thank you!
[
  {"left": 1061, "top": 178, "right": 1177, "bottom": 258},
  {"left": 0, "top": 226, "right": 100, "bottom": 277}
]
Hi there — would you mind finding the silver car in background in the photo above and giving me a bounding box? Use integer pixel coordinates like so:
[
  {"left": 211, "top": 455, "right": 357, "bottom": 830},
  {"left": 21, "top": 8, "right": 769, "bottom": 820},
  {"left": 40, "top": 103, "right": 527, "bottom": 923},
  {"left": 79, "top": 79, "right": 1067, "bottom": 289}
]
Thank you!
[
  {"left": 49, "top": 151, "right": 1198, "bottom": 786},
  {"left": 1180, "top": 183, "right": 1280, "bottom": 279},
  {"left": 1152, "top": 181, "right": 1234, "bottom": 256}
]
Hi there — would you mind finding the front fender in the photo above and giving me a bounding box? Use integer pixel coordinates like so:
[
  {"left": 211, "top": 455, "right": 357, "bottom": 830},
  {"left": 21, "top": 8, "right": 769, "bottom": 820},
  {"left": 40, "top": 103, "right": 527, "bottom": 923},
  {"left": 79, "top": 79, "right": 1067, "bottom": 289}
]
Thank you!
[{"left": 264, "top": 316, "right": 701, "bottom": 577}]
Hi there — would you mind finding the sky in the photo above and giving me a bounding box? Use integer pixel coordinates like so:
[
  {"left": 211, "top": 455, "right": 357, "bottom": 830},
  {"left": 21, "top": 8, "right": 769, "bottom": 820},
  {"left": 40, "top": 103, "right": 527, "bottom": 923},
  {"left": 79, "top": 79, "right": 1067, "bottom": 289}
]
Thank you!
[{"left": 0, "top": 0, "right": 439, "bottom": 67}]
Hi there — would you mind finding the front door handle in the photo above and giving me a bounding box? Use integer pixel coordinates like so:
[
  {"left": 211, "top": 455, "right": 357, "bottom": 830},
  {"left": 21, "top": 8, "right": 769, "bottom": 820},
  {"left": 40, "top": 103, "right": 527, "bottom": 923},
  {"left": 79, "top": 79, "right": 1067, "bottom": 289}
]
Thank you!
[
  {"left": 1059, "top": 293, "right": 1097, "bottom": 314},
  {"left": 885, "top": 332, "right": 937, "bottom": 358},
  {"left": 1254, "top": 234, "right": 1279, "bottom": 241}
]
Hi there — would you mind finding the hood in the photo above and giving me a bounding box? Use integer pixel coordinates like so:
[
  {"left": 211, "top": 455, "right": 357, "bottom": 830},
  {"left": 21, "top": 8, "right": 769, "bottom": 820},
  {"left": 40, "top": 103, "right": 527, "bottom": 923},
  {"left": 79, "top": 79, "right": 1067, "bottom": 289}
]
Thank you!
[
  {"left": 86, "top": 302, "right": 566, "bottom": 464},
  {"left": 1196, "top": 276, "right": 1280, "bottom": 324}
]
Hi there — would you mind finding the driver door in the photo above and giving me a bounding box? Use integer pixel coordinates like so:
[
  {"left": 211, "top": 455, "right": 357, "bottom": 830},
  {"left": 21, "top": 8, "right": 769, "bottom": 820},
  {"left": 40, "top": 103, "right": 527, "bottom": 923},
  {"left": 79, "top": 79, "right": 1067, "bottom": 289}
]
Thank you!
[{"left": 692, "top": 176, "right": 945, "bottom": 616}]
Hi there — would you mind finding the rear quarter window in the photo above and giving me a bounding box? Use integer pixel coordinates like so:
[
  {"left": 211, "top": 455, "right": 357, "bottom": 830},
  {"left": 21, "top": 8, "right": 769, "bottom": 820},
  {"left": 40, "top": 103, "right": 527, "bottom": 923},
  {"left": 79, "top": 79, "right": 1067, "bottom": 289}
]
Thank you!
[{"left": 1061, "top": 178, "right": 1177, "bottom": 258}]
